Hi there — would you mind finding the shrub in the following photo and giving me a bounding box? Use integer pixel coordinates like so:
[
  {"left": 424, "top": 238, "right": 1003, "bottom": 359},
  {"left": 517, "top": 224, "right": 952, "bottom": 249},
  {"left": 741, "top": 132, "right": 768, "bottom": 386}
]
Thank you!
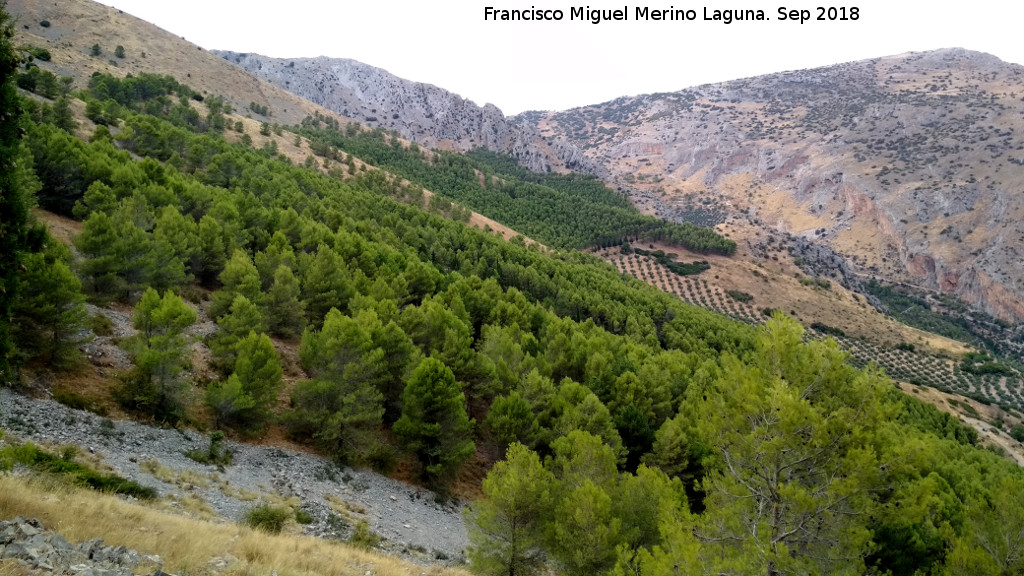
[
  {"left": 725, "top": 290, "right": 753, "bottom": 303},
  {"left": 810, "top": 322, "right": 846, "bottom": 337},
  {"left": 90, "top": 313, "right": 114, "bottom": 336},
  {"left": 29, "top": 47, "right": 51, "bottom": 61},
  {"left": 349, "top": 520, "right": 380, "bottom": 548},
  {"left": 245, "top": 504, "right": 290, "bottom": 534},
  {"left": 39, "top": 20, "right": 50, "bottom": 27},
  {"left": 184, "top": 431, "right": 233, "bottom": 466},
  {"left": 0, "top": 442, "right": 156, "bottom": 499},
  {"left": 295, "top": 509, "right": 314, "bottom": 524}
]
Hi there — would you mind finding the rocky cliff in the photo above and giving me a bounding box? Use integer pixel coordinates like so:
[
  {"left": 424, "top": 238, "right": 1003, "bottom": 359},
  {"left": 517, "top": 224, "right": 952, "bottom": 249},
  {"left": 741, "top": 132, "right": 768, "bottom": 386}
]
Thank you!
[
  {"left": 527, "top": 49, "right": 1024, "bottom": 323},
  {"left": 213, "top": 51, "right": 596, "bottom": 174}
]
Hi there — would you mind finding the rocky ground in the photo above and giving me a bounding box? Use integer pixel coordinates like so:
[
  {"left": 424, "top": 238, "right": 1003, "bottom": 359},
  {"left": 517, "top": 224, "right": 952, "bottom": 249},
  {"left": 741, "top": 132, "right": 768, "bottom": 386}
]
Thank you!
[
  {"left": 0, "top": 516, "right": 168, "bottom": 576},
  {"left": 0, "top": 388, "right": 469, "bottom": 566}
]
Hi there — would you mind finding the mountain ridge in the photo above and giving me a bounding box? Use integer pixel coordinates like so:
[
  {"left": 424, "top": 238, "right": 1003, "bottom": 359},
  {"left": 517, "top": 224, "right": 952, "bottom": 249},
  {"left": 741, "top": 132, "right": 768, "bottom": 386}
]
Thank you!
[{"left": 216, "top": 46, "right": 1024, "bottom": 324}]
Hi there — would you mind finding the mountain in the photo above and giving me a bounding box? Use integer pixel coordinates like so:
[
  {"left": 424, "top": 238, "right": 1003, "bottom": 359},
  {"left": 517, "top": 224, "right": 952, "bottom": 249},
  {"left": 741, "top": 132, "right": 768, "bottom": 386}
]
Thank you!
[
  {"left": 526, "top": 48, "right": 1024, "bottom": 324},
  {"left": 7, "top": 0, "right": 340, "bottom": 126},
  {"left": 223, "top": 47, "right": 1024, "bottom": 326},
  {"left": 212, "top": 50, "right": 596, "bottom": 174}
]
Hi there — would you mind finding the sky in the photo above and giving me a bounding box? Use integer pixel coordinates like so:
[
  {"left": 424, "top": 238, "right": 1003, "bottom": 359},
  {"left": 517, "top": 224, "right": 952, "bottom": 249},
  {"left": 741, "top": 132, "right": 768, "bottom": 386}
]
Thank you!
[{"left": 100, "top": 0, "right": 1024, "bottom": 115}]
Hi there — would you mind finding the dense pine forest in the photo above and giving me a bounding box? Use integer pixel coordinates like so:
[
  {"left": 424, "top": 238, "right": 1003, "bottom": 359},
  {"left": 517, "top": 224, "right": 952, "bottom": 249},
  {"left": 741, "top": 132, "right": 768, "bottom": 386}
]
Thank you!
[{"left": 1, "top": 6, "right": 1023, "bottom": 574}]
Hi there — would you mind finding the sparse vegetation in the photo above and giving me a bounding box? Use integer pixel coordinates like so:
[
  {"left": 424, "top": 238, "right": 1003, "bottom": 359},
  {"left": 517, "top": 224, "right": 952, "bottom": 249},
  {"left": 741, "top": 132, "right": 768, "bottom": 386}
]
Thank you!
[
  {"left": 244, "top": 504, "right": 291, "bottom": 534},
  {"left": 184, "top": 431, "right": 233, "bottom": 466},
  {"left": 0, "top": 442, "right": 156, "bottom": 499}
]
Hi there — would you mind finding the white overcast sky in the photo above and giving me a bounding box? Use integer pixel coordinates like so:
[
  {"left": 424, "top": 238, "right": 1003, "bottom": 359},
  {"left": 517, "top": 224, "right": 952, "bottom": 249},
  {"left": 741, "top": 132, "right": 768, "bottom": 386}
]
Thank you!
[{"left": 100, "top": 0, "right": 1024, "bottom": 116}]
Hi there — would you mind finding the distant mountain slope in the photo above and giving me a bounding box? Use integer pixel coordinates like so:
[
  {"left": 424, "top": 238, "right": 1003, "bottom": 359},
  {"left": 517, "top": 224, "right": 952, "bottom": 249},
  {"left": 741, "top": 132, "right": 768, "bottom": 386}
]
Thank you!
[
  {"left": 9, "top": 0, "right": 337, "bottom": 126},
  {"left": 213, "top": 50, "right": 596, "bottom": 174},
  {"left": 527, "top": 48, "right": 1024, "bottom": 323},
  {"left": 213, "top": 46, "right": 1024, "bottom": 324}
]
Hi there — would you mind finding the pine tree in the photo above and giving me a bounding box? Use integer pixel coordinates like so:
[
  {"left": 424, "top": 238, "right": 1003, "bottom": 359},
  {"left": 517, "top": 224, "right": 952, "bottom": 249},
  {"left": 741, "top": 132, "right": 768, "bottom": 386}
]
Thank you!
[
  {"left": 466, "top": 443, "right": 553, "bottom": 576},
  {"left": 152, "top": 206, "right": 199, "bottom": 277},
  {"left": 74, "top": 211, "right": 124, "bottom": 298},
  {"left": 286, "top": 308, "right": 387, "bottom": 460},
  {"left": 13, "top": 249, "right": 89, "bottom": 368},
  {"left": 485, "top": 391, "right": 538, "bottom": 450},
  {"left": 119, "top": 288, "right": 196, "bottom": 422},
  {"left": 393, "top": 357, "right": 475, "bottom": 486},
  {"left": 207, "top": 331, "right": 282, "bottom": 431},
  {"left": 196, "top": 214, "right": 226, "bottom": 287},
  {"left": 72, "top": 181, "right": 117, "bottom": 220},
  {"left": 210, "top": 249, "right": 262, "bottom": 319},
  {"left": 209, "top": 294, "right": 263, "bottom": 371},
  {"left": 264, "top": 264, "right": 304, "bottom": 339},
  {"left": 0, "top": 3, "right": 33, "bottom": 382},
  {"left": 300, "top": 245, "right": 353, "bottom": 327}
]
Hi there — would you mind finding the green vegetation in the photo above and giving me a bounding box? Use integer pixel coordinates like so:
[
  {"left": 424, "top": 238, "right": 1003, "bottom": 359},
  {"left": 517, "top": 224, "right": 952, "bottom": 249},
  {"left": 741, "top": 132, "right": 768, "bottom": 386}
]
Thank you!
[
  {"left": 467, "top": 318, "right": 1024, "bottom": 576},
  {"left": 1, "top": 38, "right": 1022, "bottom": 575},
  {"left": 633, "top": 247, "right": 710, "bottom": 276},
  {"left": 184, "top": 430, "right": 233, "bottom": 466},
  {"left": 244, "top": 504, "right": 290, "bottom": 534},
  {"left": 0, "top": 442, "right": 156, "bottom": 499},
  {"left": 116, "top": 288, "right": 196, "bottom": 423},
  {"left": 724, "top": 289, "right": 753, "bottom": 303},
  {"left": 394, "top": 358, "right": 475, "bottom": 488},
  {"left": 349, "top": 520, "right": 381, "bottom": 549},
  {"left": 810, "top": 321, "right": 846, "bottom": 337},
  {"left": 0, "top": 6, "right": 36, "bottom": 384},
  {"left": 865, "top": 280, "right": 976, "bottom": 343},
  {"left": 962, "top": 351, "right": 1013, "bottom": 376},
  {"left": 297, "top": 117, "right": 735, "bottom": 254}
]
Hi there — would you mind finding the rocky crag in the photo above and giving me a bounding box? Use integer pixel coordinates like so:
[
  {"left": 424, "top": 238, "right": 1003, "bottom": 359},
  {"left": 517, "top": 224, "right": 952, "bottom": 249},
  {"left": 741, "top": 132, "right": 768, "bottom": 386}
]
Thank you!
[{"left": 213, "top": 51, "right": 596, "bottom": 174}]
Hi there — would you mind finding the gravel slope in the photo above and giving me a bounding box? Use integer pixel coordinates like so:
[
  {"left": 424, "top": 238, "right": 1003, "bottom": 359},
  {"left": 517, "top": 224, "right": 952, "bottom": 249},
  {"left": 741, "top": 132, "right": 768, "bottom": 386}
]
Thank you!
[{"left": 0, "top": 388, "right": 469, "bottom": 565}]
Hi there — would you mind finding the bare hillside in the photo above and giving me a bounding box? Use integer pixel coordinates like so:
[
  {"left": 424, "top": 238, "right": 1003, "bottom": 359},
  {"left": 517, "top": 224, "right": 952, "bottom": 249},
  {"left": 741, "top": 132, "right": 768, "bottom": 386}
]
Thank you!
[{"left": 530, "top": 49, "right": 1024, "bottom": 324}]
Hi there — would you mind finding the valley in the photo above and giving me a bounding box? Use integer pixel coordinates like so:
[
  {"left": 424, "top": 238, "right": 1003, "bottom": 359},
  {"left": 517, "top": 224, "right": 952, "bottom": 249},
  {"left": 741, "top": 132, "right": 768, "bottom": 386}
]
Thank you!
[{"left": 1, "top": 1, "right": 1024, "bottom": 575}]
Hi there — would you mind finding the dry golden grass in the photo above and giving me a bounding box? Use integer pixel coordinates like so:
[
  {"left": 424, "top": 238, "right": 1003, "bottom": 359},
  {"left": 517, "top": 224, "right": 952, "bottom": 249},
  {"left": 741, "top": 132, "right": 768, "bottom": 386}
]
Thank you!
[{"left": 0, "top": 474, "right": 469, "bottom": 576}]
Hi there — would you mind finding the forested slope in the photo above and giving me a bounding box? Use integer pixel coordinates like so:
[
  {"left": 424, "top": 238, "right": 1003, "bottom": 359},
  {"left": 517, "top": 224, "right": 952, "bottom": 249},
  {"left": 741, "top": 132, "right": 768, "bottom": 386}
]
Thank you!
[{"left": 1, "top": 11, "right": 1023, "bottom": 576}]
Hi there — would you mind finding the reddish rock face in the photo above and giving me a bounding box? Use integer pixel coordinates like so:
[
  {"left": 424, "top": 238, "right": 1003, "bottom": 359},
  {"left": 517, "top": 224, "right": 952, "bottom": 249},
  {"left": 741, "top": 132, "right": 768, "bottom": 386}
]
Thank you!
[
  {"left": 940, "top": 272, "right": 960, "bottom": 292},
  {"left": 906, "top": 253, "right": 937, "bottom": 279}
]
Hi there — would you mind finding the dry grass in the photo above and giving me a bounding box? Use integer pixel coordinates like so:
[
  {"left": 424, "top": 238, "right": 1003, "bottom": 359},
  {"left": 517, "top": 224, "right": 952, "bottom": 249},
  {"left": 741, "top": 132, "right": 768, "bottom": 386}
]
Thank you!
[{"left": 0, "top": 474, "right": 469, "bottom": 576}]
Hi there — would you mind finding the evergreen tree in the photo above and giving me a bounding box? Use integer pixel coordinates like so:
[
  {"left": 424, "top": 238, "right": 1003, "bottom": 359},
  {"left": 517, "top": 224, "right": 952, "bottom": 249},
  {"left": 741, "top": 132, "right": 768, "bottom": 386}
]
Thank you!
[
  {"left": 196, "top": 214, "right": 226, "bottom": 286},
  {"left": 152, "top": 206, "right": 199, "bottom": 277},
  {"left": 694, "top": 317, "right": 891, "bottom": 575},
  {"left": 286, "top": 308, "right": 386, "bottom": 461},
  {"left": 393, "top": 357, "right": 475, "bottom": 486},
  {"left": 207, "top": 331, "right": 282, "bottom": 431},
  {"left": 0, "top": 3, "right": 33, "bottom": 382},
  {"left": 210, "top": 249, "right": 262, "bottom": 319},
  {"left": 72, "top": 181, "right": 117, "bottom": 219},
  {"left": 74, "top": 211, "right": 124, "bottom": 298},
  {"left": 118, "top": 288, "right": 196, "bottom": 422},
  {"left": 13, "top": 248, "right": 89, "bottom": 368},
  {"left": 466, "top": 443, "right": 553, "bottom": 576},
  {"left": 300, "top": 244, "right": 353, "bottom": 327},
  {"left": 209, "top": 294, "right": 263, "bottom": 371},
  {"left": 264, "top": 264, "right": 304, "bottom": 339},
  {"left": 485, "top": 391, "right": 538, "bottom": 451}
]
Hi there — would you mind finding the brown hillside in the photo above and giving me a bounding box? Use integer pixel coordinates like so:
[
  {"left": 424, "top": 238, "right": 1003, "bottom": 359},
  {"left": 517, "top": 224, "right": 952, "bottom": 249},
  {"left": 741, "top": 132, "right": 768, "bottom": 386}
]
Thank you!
[{"left": 528, "top": 49, "right": 1024, "bottom": 326}]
